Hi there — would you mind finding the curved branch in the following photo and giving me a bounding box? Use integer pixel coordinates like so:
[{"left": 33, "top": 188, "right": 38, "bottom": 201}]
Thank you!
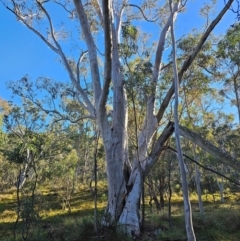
[
  {"left": 53, "top": 0, "right": 74, "bottom": 18},
  {"left": 77, "top": 50, "right": 88, "bottom": 83},
  {"left": 137, "top": 3, "right": 180, "bottom": 162},
  {"left": 144, "top": 121, "right": 175, "bottom": 175},
  {"left": 53, "top": 115, "right": 95, "bottom": 124},
  {"left": 127, "top": 4, "right": 160, "bottom": 22}
]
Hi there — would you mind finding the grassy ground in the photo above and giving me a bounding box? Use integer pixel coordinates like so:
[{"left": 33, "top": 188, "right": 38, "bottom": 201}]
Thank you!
[{"left": 1, "top": 184, "right": 240, "bottom": 241}]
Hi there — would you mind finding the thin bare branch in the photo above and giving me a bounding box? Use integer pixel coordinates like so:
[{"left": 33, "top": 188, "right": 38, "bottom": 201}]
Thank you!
[
  {"left": 36, "top": 0, "right": 95, "bottom": 116},
  {"left": 53, "top": 115, "right": 95, "bottom": 123},
  {"left": 3, "top": 1, "right": 58, "bottom": 53},
  {"left": 179, "top": 124, "right": 240, "bottom": 172},
  {"left": 127, "top": 3, "right": 160, "bottom": 22},
  {"left": 53, "top": 0, "right": 74, "bottom": 17}
]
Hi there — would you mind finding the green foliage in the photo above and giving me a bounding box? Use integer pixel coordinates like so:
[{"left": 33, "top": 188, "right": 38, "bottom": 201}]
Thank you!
[
  {"left": 119, "top": 22, "right": 138, "bottom": 58},
  {"left": 217, "top": 23, "right": 240, "bottom": 64},
  {"left": 122, "top": 23, "right": 138, "bottom": 40}
]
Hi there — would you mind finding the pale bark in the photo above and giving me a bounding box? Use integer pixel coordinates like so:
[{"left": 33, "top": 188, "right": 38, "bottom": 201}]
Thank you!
[
  {"left": 118, "top": 169, "right": 142, "bottom": 236},
  {"left": 137, "top": 2, "right": 180, "bottom": 169},
  {"left": 216, "top": 176, "right": 225, "bottom": 203},
  {"left": 169, "top": 1, "right": 196, "bottom": 239},
  {"left": 73, "top": 0, "right": 102, "bottom": 107},
  {"left": 192, "top": 145, "right": 204, "bottom": 215},
  {"left": 17, "top": 149, "right": 32, "bottom": 189},
  {"left": 232, "top": 71, "right": 240, "bottom": 124},
  {"left": 179, "top": 125, "right": 240, "bottom": 172},
  {"left": 92, "top": 0, "right": 103, "bottom": 26}
]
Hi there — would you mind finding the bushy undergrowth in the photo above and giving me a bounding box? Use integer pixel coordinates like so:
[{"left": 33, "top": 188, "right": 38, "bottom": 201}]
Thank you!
[{"left": 1, "top": 186, "right": 240, "bottom": 241}]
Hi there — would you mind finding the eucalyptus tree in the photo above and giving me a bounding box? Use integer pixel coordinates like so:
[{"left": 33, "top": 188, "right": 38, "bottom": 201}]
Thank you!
[
  {"left": 1, "top": 95, "right": 73, "bottom": 189},
  {"left": 1, "top": 0, "right": 238, "bottom": 238},
  {"left": 217, "top": 23, "right": 240, "bottom": 124},
  {"left": 0, "top": 99, "right": 16, "bottom": 190}
]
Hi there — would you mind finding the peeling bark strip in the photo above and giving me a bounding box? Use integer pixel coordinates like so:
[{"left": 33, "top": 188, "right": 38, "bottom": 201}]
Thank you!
[{"left": 178, "top": 125, "right": 240, "bottom": 172}]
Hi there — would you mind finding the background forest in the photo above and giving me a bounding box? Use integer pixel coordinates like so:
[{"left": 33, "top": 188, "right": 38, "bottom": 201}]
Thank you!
[{"left": 1, "top": 0, "right": 240, "bottom": 241}]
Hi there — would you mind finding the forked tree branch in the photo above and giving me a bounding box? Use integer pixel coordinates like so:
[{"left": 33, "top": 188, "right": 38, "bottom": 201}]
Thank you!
[
  {"left": 36, "top": 0, "right": 95, "bottom": 116},
  {"left": 2, "top": 0, "right": 59, "bottom": 53}
]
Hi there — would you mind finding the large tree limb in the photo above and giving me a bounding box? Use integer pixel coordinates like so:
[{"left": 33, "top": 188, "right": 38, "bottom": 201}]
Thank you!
[
  {"left": 98, "top": 0, "right": 112, "bottom": 121},
  {"left": 137, "top": 3, "right": 180, "bottom": 164},
  {"left": 97, "top": 0, "right": 112, "bottom": 147},
  {"left": 167, "top": 146, "right": 240, "bottom": 187},
  {"left": 144, "top": 121, "right": 175, "bottom": 175},
  {"left": 92, "top": 0, "right": 103, "bottom": 26},
  {"left": 156, "top": 0, "right": 235, "bottom": 123},
  {"left": 73, "top": 0, "right": 102, "bottom": 107},
  {"left": 178, "top": 124, "right": 240, "bottom": 172}
]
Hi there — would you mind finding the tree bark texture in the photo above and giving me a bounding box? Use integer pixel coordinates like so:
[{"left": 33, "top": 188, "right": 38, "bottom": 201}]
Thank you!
[{"left": 169, "top": 1, "right": 196, "bottom": 239}]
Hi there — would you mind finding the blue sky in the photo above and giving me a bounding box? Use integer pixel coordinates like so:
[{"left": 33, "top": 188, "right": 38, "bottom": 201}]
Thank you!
[{"left": 0, "top": 1, "right": 237, "bottom": 107}]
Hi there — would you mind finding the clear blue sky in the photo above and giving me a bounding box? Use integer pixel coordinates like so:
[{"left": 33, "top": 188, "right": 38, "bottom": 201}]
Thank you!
[{"left": 0, "top": 1, "right": 237, "bottom": 104}]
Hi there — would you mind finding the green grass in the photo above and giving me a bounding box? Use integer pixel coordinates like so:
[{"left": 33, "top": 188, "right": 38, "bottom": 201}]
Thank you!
[{"left": 1, "top": 184, "right": 240, "bottom": 241}]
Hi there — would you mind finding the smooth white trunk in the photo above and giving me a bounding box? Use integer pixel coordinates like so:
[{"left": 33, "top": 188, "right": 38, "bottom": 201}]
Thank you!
[
  {"left": 170, "top": 1, "right": 196, "bottom": 240},
  {"left": 217, "top": 176, "right": 224, "bottom": 203},
  {"left": 195, "top": 164, "right": 204, "bottom": 215},
  {"left": 192, "top": 145, "right": 204, "bottom": 215},
  {"left": 118, "top": 169, "right": 142, "bottom": 237}
]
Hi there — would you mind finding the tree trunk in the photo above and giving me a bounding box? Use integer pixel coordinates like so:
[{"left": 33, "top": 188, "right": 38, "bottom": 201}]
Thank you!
[
  {"left": 217, "top": 177, "right": 224, "bottom": 203},
  {"left": 17, "top": 149, "right": 32, "bottom": 189},
  {"left": 232, "top": 72, "right": 240, "bottom": 125},
  {"left": 118, "top": 168, "right": 142, "bottom": 237},
  {"left": 192, "top": 145, "right": 204, "bottom": 215},
  {"left": 195, "top": 164, "right": 204, "bottom": 215},
  {"left": 170, "top": 1, "right": 196, "bottom": 239}
]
